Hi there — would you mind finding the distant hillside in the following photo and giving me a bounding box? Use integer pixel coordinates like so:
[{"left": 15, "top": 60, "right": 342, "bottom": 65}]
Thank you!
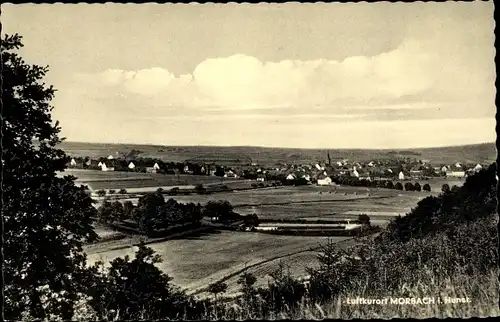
[{"left": 59, "top": 141, "right": 496, "bottom": 166}]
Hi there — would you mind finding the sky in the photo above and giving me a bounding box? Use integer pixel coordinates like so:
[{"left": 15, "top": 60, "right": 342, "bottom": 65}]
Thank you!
[{"left": 2, "top": 2, "right": 496, "bottom": 149}]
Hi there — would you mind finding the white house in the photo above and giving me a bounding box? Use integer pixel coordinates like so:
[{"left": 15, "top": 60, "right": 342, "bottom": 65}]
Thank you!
[
  {"left": 70, "top": 158, "right": 77, "bottom": 167},
  {"left": 446, "top": 170, "right": 465, "bottom": 178},
  {"left": 398, "top": 171, "right": 405, "bottom": 180},
  {"left": 474, "top": 164, "right": 483, "bottom": 172},
  {"left": 183, "top": 165, "right": 190, "bottom": 173},
  {"left": 317, "top": 176, "right": 333, "bottom": 186},
  {"left": 107, "top": 155, "right": 114, "bottom": 160},
  {"left": 286, "top": 173, "right": 296, "bottom": 180},
  {"left": 441, "top": 166, "right": 448, "bottom": 173},
  {"left": 85, "top": 159, "right": 91, "bottom": 166},
  {"left": 336, "top": 161, "right": 343, "bottom": 167},
  {"left": 98, "top": 161, "right": 103, "bottom": 168},
  {"left": 128, "top": 162, "right": 136, "bottom": 170},
  {"left": 368, "top": 161, "right": 375, "bottom": 167},
  {"left": 153, "top": 162, "right": 160, "bottom": 170},
  {"left": 100, "top": 162, "right": 108, "bottom": 171},
  {"left": 351, "top": 169, "right": 360, "bottom": 178},
  {"left": 455, "top": 162, "right": 462, "bottom": 169}
]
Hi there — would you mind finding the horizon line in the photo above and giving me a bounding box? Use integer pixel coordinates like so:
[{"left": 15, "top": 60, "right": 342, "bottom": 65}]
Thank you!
[{"left": 59, "top": 140, "right": 496, "bottom": 152}]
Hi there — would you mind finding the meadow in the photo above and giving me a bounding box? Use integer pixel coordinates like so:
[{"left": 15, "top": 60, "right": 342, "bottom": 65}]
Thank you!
[
  {"left": 86, "top": 230, "right": 350, "bottom": 297},
  {"left": 60, "top": 141, "right": 496, "bottom": 166},
  {"left": 60, "top": 169, "right": 239, "bottom": 191}
]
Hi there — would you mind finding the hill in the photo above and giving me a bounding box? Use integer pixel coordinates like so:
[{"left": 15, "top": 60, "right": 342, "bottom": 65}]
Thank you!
[{"left": 59, "top": 141, "right": 496, "bottom": 166}]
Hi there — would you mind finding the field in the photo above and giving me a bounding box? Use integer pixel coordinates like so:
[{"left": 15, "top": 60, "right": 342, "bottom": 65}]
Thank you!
[
  {"left": 59, "top": 169, "right": 240, "bottom": 191},
  {"left": 86, "top": 230, "right": 350, "bottom": 297},
  {"left": 60, "top": 141, "right": 496, "bottom": 166}
]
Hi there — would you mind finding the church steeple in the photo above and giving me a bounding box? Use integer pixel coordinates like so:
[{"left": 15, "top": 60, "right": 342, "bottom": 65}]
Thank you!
[{"left": 327, "top": 151, "right": 331, "bottom": 166}]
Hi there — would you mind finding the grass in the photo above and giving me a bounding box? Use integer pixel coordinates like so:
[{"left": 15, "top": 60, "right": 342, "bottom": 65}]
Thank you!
[
  {"left": 60, "top": 141, "right": 496, "bottom": 166},
  {"left": 85, "top": 231, "right": 347, "bottom": 295}
]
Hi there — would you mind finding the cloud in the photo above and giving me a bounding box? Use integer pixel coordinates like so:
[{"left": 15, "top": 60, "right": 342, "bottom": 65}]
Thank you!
[{"left": 66, "top": 15, "right": 493, "bottom": 116}]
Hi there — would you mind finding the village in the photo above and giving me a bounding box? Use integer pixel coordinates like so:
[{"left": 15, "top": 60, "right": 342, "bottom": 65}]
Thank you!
[{"left": 66, "top": 150, "right": 485, "bottom": 188}]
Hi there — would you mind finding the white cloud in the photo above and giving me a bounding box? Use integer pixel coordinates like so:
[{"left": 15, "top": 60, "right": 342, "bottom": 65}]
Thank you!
[{"left": 69, "top": 15, "right": 493, "bottom": 114}]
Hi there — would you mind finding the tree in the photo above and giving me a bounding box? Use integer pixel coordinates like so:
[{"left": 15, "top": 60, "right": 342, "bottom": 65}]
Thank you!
[
  {"left": 395, "top": 182, "right": 404, "bottom": 190},
  {"left": 441, "top": 183, "right": 451, "bottom": 193},
  {"left": 358, "top": 214, "right": 371, "bottom": 226},
  {"left": 118, "top": 188, "right": 127, "bottom": 194},
  {"left": 108, "top": 189, "right": 116, "bottom": 195},
  {"left": 423, "top": 183, "right": 431, "bottom": 192},
  {"left": 203, "top": 200, "right": 235, "bottom": 221},
  {"left": 96, "top": 189, "right": 107, "bottom": 197},
  {"left": 451, "top": 185, "right": 460, "bottom": 193},
  {"left": 208, "top": 281, "right": 228, "bottom": 304},
  {"left": 123, "top": 200, "right": 135, "bottom": 218},
  {"left": 3, "top": 34, "right": 98, "bottom": 320},
  {"left": 87, "top": 243, "right": 189, "bottom": 320},
  {"left": 414, "top": 182, "right": 422, "bottom": 192}
]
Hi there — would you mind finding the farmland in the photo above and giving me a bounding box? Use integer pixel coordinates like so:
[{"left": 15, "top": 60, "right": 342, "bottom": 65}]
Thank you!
[
  {"left": 86, "top": 230, "right": 350, "bottom": 297},
  {"left": 59, "top": 169, "right": 240, "bottom": 192},
  {"left": 59, "top": 141, "right": 496, "bottom": 166}
]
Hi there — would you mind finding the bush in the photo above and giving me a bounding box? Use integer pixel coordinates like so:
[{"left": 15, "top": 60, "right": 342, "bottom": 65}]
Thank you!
[
  {"left": 96, "top": 189, "right": 106, "bottom": 197},
  {"left": 414, "top": 182, "right": 421, "bottom": 192},
  {"left": 119, "top": 188, "right": 127, "bottom": 194},
  {"left": 422, "top": 183, "right": 431, "bottom": 192},
  {"left": 441, "top": 183, "right": 450, "bottom": 193},
  {"left": 87, "top": 244, "right": 192, "bottom": 320},
  {"left": 404, "top": 182, "right": 414, "bottom": 191},
  {"left": 395, "top": 182, "right": 403, "bottom": 190}
]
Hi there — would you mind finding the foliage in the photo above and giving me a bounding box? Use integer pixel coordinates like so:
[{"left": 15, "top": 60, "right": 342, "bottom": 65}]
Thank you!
[
  {"left": 3, "top": 33, "right": 98, "bottom": 320},
  {"left": 96, "top": 189, "right": 106, "bottom": 197},
  {"left": 118, "top": 188, "right": 127, "bottom": 194},
  {"left": 441, "top": 183, "right": 451, "bottom": 193},
  {"left": 422, "top": 183, "right": 431, "bottom": 192},
  {"left": 404, "top": 182, "right": 414, "bottom": 191},
  {"left": 357, "top": 214, "right": 371, "bottom": 226},
  {"left": 86, "top": 243, "right": 190, "bottom": 320},
  {"left": 394, "top": 182, "right": 403, "bottom": 190},
  {"left": 203, "top": 200, "right": 236, "bottom": 221},
  {"left": 413, "top": 182, "right": 421, "bottom": 192}
]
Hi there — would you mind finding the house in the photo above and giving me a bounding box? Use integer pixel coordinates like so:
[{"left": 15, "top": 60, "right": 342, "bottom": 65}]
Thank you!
[
  {"left": 128, "top": 162, "right": 136, "bottom": 170},
  {"left": 358, "top": 172, "right": 372, "bottom": 181},
  {"left": 224, "top": 170, "right": 237, "bottom": 178},
  {"left": 70, "top": 158, "right": 77, "bottom": 167},
  {"left": 367, "top": 161, "right": 376, "bottom": 167},
  {"left": 441, "top": 165, "right": 449, "bottom": 173},
  {"left": 336, "top": 161, "right": 343, "bottom": 167},
  {"left": 286, "top": 173, "right": 296, "bottom": 180},
  {"left": 317, "top": 175, "right": 333, "bottom": 186},
  {"left": 183, "top": 165, "right": 190, "bottom": 173},
  {"left": 85, "top": 159, "right": 92, "bottom": 167},
  {"left": 209, "top": 169, "right": 217, "bottom": 176},
  {"left": 100, "top": 162, "right": 115, "bottom": 172},
  {"left": 146, "top": 167, "right": 157, "bottom": 173},
  {"left": 455, "top": 162, "right": 462, "bottom": 169},
  {"left": 107, "top": 155, "right": 114, "bottom": 160},
  {"left": 98, "top": 161, "right": 103, "bottom": 168},
  {"left": 153, "top": 163, "right": 160, "bottom": 170},
  {"left": 351, "top": 167, "right": 360, "bottom": 178},
  {"left": 256, "top": 174, "right": 266, "bottom": 182},
  {"left": 398, "top": 171, "right": 405, "bottom": 180},
  {"left": 315, "top": 163, "right": 324, "bottom": 171},
  {"left": 446, "top": 166, "right": 465, "bottom": 178},
  {"left": 474, "top": 164, "right": 483, "bottom": 172}
]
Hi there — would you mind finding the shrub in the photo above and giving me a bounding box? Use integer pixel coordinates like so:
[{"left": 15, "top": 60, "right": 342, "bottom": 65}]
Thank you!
[
  {"left": 422, "top": 183, "right": 431, "bottom": 192},
  {"left": 119, "top": 188, "right": 127, "bottom": 194},
  {"left": 96, "top": 189, "right": 106, "bottom": 197},
  {"left": 395, "top": 182, "right": 403, "bottom": 190},
  {"left": 414, "top": 182, "right": 421, "bottom": 192}
]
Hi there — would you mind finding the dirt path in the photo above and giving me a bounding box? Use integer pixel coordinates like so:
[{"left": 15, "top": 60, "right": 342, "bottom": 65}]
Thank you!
[{"left": 186, "top": 236, "right": 356, "bottom": 297}]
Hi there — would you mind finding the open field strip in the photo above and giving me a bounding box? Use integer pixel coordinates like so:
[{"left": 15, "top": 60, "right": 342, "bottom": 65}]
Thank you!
[{"left": 85, "top": 231, "right": 344, "bottom": 294}]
